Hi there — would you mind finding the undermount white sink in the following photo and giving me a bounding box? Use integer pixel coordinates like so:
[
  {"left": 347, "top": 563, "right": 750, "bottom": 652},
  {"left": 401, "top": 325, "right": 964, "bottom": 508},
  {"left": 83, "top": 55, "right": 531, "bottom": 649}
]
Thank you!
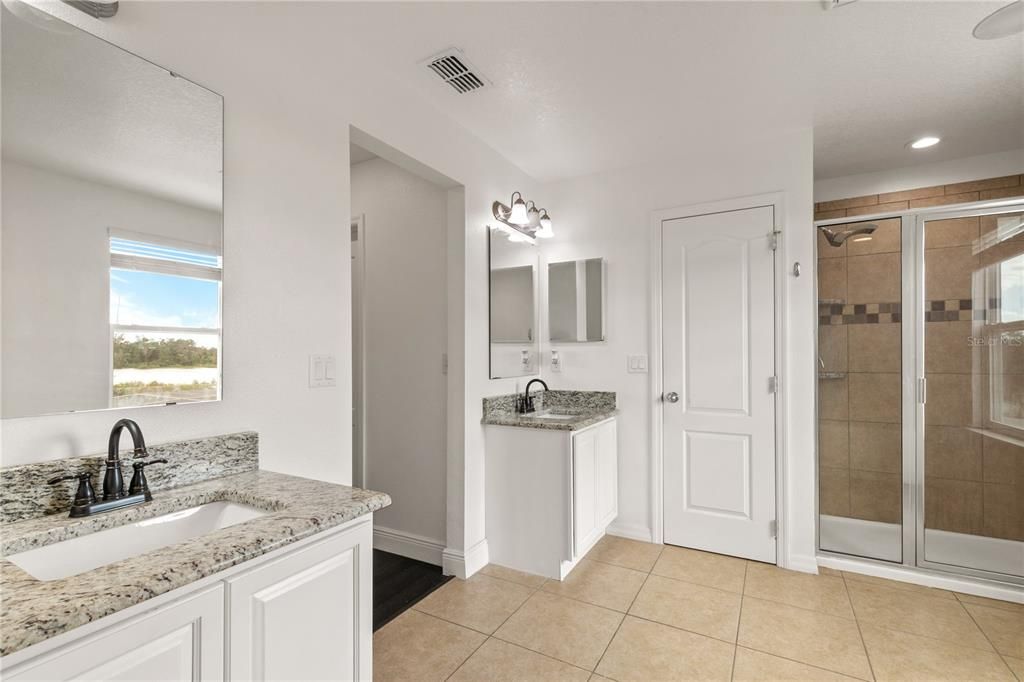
[
  {"left": 530, "top": 412, "right": 578, "bottom": 420},
  {"left": 6, "top": 501, "right": 267, "bottom": 581}
]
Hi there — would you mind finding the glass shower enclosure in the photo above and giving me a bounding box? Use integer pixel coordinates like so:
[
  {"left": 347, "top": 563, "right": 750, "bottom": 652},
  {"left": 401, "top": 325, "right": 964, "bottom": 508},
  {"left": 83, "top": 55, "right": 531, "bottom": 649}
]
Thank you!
[{"left": 816, "top": 199, "right": 1024, "bottom": 584}]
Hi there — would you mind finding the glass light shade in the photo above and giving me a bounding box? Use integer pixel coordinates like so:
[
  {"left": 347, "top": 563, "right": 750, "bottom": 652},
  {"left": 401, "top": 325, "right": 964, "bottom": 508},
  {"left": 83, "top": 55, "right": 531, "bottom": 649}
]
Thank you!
[
  {"left": 537, "top": 212, "right": 553, "bottom": 237},
  {"left": 509, "top": 196, "right": 530, "bottom": 226}
]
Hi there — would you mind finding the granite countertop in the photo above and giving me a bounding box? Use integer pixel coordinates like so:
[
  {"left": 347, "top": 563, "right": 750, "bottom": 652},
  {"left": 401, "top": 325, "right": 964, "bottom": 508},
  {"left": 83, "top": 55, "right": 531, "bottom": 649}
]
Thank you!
[
  {"left": 482, "top": 408, "right": 617, "bottom": 431},
  {"left": 481, "top": 389, "right": 617, "bottom": 431},
  {"left": 0, "top": 469, "right": 390, "bottom": 657}
]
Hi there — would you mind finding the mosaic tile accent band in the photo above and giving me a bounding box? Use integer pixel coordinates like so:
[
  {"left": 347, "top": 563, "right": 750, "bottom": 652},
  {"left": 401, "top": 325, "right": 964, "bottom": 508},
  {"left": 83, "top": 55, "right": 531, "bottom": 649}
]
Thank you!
[
  {"left": 818, "top": 300, "right": 989, "bottom": 325},
  {"left": 818, "top": 302, "right": 902, "bottom": 326}
]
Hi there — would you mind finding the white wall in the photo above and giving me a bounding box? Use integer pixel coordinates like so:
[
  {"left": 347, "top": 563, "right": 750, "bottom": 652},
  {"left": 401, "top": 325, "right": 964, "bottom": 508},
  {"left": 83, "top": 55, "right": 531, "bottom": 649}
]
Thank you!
[
  {"left": 539, "top": 129, "right": 817, "bottom": 570},
  {"left": 0, "top": 1, "right": 538, "bottom": 575},
  {"left": 815, "top": 149, "right": 1024, "bottom": 203},
  {"left": 350, "top": 157, "right": 447, "bottom": 548},
  {"left": 2, "top": 161, "right": 221, "bottom": 419}
]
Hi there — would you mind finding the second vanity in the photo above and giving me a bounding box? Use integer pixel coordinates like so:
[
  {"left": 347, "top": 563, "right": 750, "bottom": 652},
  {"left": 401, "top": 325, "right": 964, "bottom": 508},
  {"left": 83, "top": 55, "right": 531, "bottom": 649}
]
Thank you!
[
  {"left": 483, "top": 390, "right": 618, "bottom": 580},
  {"left": 0, "top": 431, "right": 390, "bottom": 681}
]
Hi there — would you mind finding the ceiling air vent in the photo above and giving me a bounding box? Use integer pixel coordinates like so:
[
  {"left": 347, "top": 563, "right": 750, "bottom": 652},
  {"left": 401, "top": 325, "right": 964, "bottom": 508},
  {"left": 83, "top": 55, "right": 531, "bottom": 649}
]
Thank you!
[{"left": 423, "top": 49, "right": 489, "bottom": 94}]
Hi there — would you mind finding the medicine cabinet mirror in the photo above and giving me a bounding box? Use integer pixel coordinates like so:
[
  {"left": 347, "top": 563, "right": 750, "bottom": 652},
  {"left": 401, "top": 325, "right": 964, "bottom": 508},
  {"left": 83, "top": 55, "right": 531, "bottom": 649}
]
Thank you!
[{"left": 548, "top": 258, "right": 606, "bottom": 342}]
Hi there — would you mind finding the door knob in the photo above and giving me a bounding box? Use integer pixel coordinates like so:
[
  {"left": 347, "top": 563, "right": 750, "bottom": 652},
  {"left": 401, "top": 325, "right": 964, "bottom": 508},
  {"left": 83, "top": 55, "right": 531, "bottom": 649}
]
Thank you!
[{"left": 665, "top": 392, "right": 680, "bottom": 403}]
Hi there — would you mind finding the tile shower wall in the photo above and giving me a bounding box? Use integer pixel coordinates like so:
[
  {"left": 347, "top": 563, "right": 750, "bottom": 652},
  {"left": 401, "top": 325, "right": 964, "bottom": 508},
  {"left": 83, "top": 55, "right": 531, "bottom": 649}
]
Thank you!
[
  {"left": 818, "top": 217, "right": 903, "bottom": 525},
  {"left": 814, "top": 174, "right": 1024, "bottom": 221},
  {"left": 818, "top": 176, "right": 1024, "bottom": 542}
]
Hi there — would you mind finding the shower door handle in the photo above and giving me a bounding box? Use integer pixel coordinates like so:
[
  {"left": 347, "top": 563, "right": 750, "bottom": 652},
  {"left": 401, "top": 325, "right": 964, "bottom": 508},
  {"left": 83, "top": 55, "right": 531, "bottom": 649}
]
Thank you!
[{"left": 917, "top": 377, "right": 927, "bottom": 404}]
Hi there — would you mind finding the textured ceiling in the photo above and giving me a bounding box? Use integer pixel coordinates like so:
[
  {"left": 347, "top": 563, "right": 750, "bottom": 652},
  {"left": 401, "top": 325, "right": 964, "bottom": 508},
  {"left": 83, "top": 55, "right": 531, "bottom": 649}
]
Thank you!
[
  {"left": 1, "top": 2, "right": 223, "bottom": 211},
  {"left": 336, "top": 1, "right": 1022, "bottom": 182}
]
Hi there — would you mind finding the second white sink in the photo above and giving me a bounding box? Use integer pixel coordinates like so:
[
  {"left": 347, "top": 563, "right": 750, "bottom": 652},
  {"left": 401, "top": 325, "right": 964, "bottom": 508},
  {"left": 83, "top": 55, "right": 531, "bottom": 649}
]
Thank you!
[{"left": 6, "top": 501, "right": 267, "bottom": 581}]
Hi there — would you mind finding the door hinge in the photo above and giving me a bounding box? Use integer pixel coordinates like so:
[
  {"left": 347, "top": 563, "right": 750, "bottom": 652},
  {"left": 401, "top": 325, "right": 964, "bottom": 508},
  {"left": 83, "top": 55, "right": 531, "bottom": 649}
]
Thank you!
[
  {"left": 768, "top": 376, "right": 779, "bottom": 393},
  {"left": 917, "top": 376, "right": 927, "bottom": 404},
  {"left": 769, "top": 520, "right": 778, "bottom": 538},
  {"left": 768, "top": 229, "right": 782, "bottom": 251}
]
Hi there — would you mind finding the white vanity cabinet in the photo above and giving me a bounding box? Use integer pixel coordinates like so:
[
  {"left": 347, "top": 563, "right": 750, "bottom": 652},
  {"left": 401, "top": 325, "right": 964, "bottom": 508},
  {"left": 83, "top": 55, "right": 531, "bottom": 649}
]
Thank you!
[
  {"left": 2, "top": 517, "right": 373, "bottom": 682},
  {"left": 485, "top": 417, "right": 618, "bottom": 579}
]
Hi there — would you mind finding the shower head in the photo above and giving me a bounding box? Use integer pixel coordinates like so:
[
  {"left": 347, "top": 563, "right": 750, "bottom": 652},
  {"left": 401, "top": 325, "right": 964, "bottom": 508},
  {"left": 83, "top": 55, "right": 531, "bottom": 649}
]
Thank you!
[{"left": 819, "top": 223, "right": 877, "bottom": 247}]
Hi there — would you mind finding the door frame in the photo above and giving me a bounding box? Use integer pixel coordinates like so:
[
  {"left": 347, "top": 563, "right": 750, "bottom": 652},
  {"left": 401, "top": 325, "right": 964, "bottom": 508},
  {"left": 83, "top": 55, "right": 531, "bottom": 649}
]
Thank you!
[
  {"left": 649, "top": 192, "right": 789, "bottom": 566},
  {"left": 351, "top": 214, "right": 367, "bottom": 488}
]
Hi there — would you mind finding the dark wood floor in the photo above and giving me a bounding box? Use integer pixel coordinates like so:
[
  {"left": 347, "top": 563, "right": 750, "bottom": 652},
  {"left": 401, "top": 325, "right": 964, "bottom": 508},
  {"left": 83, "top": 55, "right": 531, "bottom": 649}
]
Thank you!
[{"left": 373, "top": 549, "right": 451, "bottom": 631}]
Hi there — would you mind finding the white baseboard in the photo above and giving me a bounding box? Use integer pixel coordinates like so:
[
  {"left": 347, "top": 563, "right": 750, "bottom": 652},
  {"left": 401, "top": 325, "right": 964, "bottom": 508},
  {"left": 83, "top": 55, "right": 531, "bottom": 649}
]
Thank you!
[
  {"left": 783, "top": 553, "right": 820, "bottom": 574},
  {"left": 442, "top": 538, "right": 489, "bottom": 579},
  {"left": 818, "top": 554, "right": 1024, "bottom": 604},
  {"left": 373, "top": 526, "right": 444, "bottom": 566},
  {"left": 605, "top": 522, "right": 654, "bottom": 543}
]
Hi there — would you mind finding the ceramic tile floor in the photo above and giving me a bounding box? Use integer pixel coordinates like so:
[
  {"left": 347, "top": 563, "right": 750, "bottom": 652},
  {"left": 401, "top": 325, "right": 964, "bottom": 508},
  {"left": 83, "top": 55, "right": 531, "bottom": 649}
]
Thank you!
[{"left": 373, "top": 535, "right": 1024, "bottom": 681}]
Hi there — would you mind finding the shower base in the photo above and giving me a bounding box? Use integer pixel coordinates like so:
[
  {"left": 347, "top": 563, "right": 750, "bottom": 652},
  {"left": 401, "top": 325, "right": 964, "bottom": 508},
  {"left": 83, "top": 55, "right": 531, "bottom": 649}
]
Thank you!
[{"left": 820, "top": 514, "right": 1023, "bottom": 578}]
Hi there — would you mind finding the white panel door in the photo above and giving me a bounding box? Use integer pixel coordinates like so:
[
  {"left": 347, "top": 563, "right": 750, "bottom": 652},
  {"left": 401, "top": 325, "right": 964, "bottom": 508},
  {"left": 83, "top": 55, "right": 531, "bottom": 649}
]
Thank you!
[
  {"left": 662, "top": 205, "right": 777, "bottom": 563},
  {"left": 5, "top": 585, "right": 223, "bottom": 682},
  {"left": 228, "top": 524, "right": 372, "bottom": 681}
]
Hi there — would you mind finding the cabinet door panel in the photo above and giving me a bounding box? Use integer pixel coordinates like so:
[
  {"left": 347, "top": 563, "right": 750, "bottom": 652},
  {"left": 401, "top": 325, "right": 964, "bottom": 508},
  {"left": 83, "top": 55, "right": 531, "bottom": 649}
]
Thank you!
[
  {"left": 596, "top": 420, "right": 618, "bottom": 528},
  {"left": 228, "top": 523, "right": 371, "bottom": 682},
  {"left": 5, "top": 585, "right": 223, "bottom": 682},
  {"left": 572, "top": 429, "right": 600, "bottom": 558}
]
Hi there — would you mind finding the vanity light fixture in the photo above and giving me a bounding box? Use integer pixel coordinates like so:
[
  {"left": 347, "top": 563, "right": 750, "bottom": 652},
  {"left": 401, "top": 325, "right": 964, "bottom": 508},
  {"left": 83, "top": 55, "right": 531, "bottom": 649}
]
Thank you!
[
  {"left": 492, "top": 192, "right": 555, "bottom": 240},
  {"left": 908, "top": 136, "right": 940, "bottom": 149}
]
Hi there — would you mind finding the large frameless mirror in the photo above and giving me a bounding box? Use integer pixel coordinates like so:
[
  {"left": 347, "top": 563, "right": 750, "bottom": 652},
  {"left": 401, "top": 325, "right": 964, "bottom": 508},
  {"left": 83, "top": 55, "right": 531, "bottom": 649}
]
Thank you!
[
  {"left": 488, "top": 227, "right": 538, "bottom": 378},
  {"left": 1, "top": 3, "right": 224, "bottom": 418}
]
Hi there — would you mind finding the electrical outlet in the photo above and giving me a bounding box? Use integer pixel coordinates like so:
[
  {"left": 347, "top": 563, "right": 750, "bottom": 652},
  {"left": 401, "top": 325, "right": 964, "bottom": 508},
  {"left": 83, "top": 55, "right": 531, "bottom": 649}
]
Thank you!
[
  {"left": 551, "top": 350, "right": 561, "bottom": 372},
  {"left": 627, "top": 355, "right": 648, "bottom": 373}
]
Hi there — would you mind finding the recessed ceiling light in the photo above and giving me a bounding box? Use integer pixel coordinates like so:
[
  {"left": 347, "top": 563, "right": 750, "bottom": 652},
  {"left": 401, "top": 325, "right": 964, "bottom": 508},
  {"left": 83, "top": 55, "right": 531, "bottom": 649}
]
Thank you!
[
  {"left": 974, "top": 0, "right": 1024, "bottom": 40},
  {"left": 909, "top": 136, "right": 941, "bottom": 149}
]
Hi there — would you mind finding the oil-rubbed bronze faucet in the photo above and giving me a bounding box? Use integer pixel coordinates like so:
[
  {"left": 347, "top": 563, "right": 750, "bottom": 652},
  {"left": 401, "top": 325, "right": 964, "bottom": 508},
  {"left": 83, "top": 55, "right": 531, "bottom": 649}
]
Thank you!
[
  {"left": 105, "top": 418, "right": 147, "bottom": 500},
  {"left": 516, "top": 378, "right": 549, "bottom": 414},
  {"left": 48, "top": 419, "right": 166, "bottom": 518}
]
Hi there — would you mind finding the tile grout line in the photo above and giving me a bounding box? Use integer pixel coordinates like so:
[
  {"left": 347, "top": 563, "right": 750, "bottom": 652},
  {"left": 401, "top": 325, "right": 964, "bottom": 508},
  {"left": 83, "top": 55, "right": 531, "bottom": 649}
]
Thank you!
[
  {"left": 959, "top": 597, "right": 1018, "bottom": 678},
  {"left": 729, "top": 561, "right": 749, "bottom": 681},
  {"left": 587, "top": 544, "right": 663, "bottom": 678},
  {"left": 442, "top": 571, "right": 549, "bottom": 681},
  {"left": 845, "top": 572, "right": 878, "bottom": 681}
]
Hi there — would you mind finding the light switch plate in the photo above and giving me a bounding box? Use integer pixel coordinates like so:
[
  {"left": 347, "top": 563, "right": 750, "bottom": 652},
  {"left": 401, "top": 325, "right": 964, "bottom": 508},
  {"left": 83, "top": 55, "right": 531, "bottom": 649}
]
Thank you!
[
  {"left": 309, "top": 355, "right": 336, "bottom": 388},
  {"left": 627, "top": 355, "right": 648, "bottom": 373}
]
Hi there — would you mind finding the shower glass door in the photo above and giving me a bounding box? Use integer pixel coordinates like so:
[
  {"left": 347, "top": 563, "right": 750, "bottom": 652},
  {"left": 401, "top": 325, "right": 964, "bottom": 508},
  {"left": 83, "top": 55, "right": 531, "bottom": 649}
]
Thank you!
[
  {"left": 818, "top": 217, "right": 905, "bottom": 562},
  {"left": 919, "top": 207, "right": 1024, "bottom": 579}
]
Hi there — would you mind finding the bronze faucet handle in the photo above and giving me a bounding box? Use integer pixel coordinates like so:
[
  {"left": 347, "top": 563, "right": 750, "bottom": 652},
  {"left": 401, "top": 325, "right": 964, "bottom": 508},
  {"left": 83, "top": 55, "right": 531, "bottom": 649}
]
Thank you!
[
  {"left": 47, "top": 472, "right": 97, "bottom": 508},
  {"left": 128, "top": 459, "right": 167, "bottom": 498}
]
